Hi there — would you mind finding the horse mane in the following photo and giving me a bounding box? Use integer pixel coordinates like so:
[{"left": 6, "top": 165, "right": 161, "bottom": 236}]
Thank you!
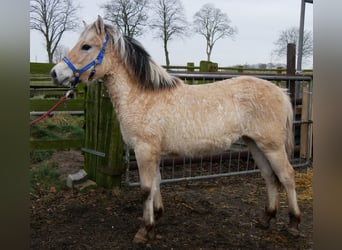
[{"left": 97, "top": 24, "right": 181, "bottom": 90}]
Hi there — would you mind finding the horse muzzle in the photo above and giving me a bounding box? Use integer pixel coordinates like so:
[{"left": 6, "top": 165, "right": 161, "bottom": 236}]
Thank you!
[{"left": 50, "top": 64, "right": 74, "bottom": 87}]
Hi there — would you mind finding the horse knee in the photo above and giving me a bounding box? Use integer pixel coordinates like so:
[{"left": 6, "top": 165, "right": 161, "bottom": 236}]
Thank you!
[{"left": 141, "top": 186, "right": 151, "bottom": 201}]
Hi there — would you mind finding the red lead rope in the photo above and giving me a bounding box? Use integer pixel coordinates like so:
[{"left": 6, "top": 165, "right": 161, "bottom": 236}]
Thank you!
[{"left": 29, "top": 90, "right": 73, "bottom": 126}]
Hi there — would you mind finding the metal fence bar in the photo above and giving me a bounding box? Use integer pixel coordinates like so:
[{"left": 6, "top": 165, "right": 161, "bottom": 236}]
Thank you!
[
  {"left": 124, "top": 73, "right": 313, "bottom": 187},
  {"left": 170, "top": 72, "right": 312, "bottom": 82}
]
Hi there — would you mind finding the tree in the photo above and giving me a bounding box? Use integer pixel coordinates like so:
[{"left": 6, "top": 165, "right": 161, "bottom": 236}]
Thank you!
[
  {"left": 53, "top": 44, "right": 69, "bottom": 63},
  {"left": 272, "top": 27, "right": 313, "bottom": 60},
  {"left": 193, "top": 3, "right": 237, "bottom": 62},
  {"left": 150, "top": 0, "right": 187, "bottom": 66},
  {"left": 30, "top": 0, "right": 79, "bottom": 63},
  {"left": 101, "top": 0, "right": 150, "bottom": 38}
]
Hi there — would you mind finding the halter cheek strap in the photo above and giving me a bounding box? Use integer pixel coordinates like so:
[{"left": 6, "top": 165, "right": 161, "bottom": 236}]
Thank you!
[{"left": 63, "top": 34, "right": 109, "bottom": 88}]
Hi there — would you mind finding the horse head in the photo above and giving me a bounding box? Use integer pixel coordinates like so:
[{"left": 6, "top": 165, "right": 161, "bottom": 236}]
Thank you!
[{"left": 50, "top": 16, "right": 111, "bottom": 87}]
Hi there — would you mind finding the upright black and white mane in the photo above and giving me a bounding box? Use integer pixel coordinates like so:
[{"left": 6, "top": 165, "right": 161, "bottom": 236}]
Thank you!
[{"left": 83, "top": 23, "right": 181, "bottom": 90}]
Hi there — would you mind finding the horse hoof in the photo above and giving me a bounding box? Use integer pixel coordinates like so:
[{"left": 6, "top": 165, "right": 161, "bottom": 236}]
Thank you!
[
  {"left": 287, "top": 226, "right": 301, "bottom": 238},
  {"left": 133, "top": 226, "right": 155, "bottom": 244},
  {"left": 256, "top": 218, "right": 270, "bottom": 230},
  {"left": 133, "top": 227, "right": 148, "bottom": 244}
]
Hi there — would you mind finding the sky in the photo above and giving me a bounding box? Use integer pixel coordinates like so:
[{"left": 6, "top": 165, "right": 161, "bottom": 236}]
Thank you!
[{"left": 29, "top": 0, "right": 313, "bottom": 68}]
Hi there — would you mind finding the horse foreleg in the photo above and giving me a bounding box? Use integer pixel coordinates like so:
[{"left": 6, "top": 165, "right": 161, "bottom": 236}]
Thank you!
[
  {"left": 133, "top": 145, "right": 160, "bottom": 244},
  {"left": 153, "top": 170, "right": 164, "bottom": 221}
]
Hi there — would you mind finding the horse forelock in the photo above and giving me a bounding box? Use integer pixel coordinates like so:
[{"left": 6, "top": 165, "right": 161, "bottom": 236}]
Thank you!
[{"left": 94, "top": 24, "right": 181, "bottom": 90}]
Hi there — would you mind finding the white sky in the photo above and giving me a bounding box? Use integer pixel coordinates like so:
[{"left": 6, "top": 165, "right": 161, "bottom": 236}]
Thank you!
[{"left": 29, "top": 0, "right": 313, "bottom": 68}]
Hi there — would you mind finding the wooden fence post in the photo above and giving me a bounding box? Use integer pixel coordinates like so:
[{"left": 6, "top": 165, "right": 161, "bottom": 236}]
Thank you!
[
  {"left": 287, "top": 43, "right": 296, "bottom": 100},
  {"left": 187, "top": 62, "right": 195, "bottom": 72},
  {"left": 300, "top": 85, "right": 312, "bottom": 159},
  {"left": 84, "top": 82, "right": 124, "bottom": 188},
  {"left": 199, "top": 61, "right": 218, "bottom": 72}
]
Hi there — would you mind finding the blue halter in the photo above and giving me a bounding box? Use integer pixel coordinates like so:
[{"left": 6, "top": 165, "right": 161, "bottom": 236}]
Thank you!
[{"left": 63, "top": 35, "right": 109, "bottom": 87}]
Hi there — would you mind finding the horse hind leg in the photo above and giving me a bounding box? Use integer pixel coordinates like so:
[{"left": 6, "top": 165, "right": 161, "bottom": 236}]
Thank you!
[
  {"left": 133, "top": 145, "right": 161, "bottom": 244},
  {"left": 244, "top": 137, "right": 281, "bottom": 229},
  {"left": 263, "top": 148, "right": 301, "bottom": 236}
]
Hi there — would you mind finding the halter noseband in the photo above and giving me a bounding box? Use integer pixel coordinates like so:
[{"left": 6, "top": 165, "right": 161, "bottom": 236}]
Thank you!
[{"left": 63, "top": 34, "right": 109, "bottom": 88}]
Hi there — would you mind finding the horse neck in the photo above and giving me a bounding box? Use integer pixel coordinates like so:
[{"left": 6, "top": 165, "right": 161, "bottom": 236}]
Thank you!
[{"left": 103, "top": 64, "right": 136, "bottom": 115}]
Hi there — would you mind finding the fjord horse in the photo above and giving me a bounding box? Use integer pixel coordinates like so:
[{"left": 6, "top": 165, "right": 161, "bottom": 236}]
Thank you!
[{"left": 51, "top": 16, "right": 301, "bottom": 244}]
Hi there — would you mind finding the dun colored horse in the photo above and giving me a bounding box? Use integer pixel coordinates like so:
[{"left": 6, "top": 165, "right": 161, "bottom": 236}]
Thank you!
[{"left": 51, "top": 16, "right": 301, "bottom": 244}]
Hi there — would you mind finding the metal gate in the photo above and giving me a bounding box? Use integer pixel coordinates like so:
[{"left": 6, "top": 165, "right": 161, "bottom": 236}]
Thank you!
[{"left": 124, "top": 73, "right": 313, "bottom": 187}]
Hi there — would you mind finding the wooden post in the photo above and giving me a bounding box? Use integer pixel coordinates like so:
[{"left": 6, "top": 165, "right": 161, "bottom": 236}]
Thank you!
[
  {"left": 209, "top": 62, "right": 218, "bottom": 72},
  {"left": 187, "top": 62, "right": 195, "bottom": 72},
  {"left": 84, "top": 82, "right": 124, "bottom": 188},
  {"left": 286, "top": 43, "right": 298, "bottom": 153},
  {"left": 300, "top": 85, "right": 310, "bottom": 159},
  {"left": 75, "top": 82, "right": 85, "bottom": 99},
  {"left": 199, "top": 61, "right": 218, "bottom": 72},
  {"left": 199, "top": 61, "right": 209, "bottom": 72},
  {"left": 287, "top": 43, "right": 296, "bottom": 100}
]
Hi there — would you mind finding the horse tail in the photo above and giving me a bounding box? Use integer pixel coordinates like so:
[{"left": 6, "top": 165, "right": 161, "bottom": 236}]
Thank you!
[{"left": 285, "top": 94, "right": 294, "bottom": 159}]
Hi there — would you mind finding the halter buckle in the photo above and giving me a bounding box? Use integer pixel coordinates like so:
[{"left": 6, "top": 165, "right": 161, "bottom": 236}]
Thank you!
[{"left": 89, "top": 68, "right": 96, "bottom": 80}]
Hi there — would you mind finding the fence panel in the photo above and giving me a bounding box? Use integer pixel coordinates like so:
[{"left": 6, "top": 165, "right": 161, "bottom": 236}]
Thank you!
[
  {"left": 124, "top": 73, "right": 313, "bottom": 187},
  {"left": 83, "top": 82, "right": 125, "bottom": 188}
]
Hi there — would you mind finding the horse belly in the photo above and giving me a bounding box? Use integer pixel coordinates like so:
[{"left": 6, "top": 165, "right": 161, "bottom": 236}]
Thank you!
[{"left": 161, "top": 128, "right": 240, "bottom": 157}]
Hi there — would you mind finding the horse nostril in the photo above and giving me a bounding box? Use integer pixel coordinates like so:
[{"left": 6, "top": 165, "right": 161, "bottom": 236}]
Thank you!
[{"left": 50, "top": 70, "right": 57, "bottom": 79}]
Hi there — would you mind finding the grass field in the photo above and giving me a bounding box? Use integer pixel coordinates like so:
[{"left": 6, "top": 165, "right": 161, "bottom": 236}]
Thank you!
[
  {"left": 30, "top": 114, "right": 84, "bottom": 194},
  {"left": 30, "top": 114, "right": 84, "bottom": 141}
]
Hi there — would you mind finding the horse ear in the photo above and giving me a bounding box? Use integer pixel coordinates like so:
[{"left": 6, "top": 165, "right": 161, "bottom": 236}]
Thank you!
[
  {"left": 95, "top": 15, "right": 105, "bottom": 35},
  {"left": 82, "top": 20, "right": 87, "bottom": 27}
]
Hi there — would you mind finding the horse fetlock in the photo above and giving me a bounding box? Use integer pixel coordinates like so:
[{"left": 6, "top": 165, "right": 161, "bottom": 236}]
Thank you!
[
  {"left": 288, "top": 212, "right": 301, "bottom": 231},
  {"left": 154, "top": 207, "right": 164, "bottom": 221},
  {"left": 257, "top": 207, "right": 277, "bottom": 229},
  {"left": 266, "top": 206, "right": 277, "bottom": 218},
  {"left": 141, "top": 187, "right": 151, "bottom": 201}
]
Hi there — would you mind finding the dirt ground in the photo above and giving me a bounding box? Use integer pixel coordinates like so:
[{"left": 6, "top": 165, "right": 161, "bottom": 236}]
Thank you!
[{"left": 30, "top": 150, "right": 313, "bottom": 249}]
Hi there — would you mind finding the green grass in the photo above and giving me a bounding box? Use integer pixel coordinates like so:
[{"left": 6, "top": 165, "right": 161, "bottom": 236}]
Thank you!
[
  {"left": 30, "top": 114, "right": 84, "bottom": 141},
  {"left": 30, "top": 113, "right": 76, "bottom": 194},
  {"left": 29, "top": 97, "right": 76, "bottom": 193},
  {"left": 30, "top": 150, "right": 54, "bottom": 164},
  {"left": 30, "top": 163, "right": 65, "bottom": 194}
]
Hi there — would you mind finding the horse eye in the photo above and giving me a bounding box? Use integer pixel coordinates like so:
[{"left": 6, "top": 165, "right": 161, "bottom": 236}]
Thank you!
[{"left": 81, "top": 44, "right": 92, "bottom": 51}]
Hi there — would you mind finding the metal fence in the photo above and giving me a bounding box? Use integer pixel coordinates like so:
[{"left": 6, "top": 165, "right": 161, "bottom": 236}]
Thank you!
[{"left": 124, "top": 73, "right": 313, "bottom": 187}]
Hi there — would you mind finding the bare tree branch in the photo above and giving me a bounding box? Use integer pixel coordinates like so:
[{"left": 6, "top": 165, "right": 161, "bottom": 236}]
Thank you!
[
  {"left": 101, "top": 0, "right": 149, "bottom": 38},
  {"left": 150, "top": 0, "right": 188, "bottom": 66},
  {"left": 30, "top": 0, "right": 80, "bottom": 63},
  {"left": 53, "top": 44, "right": 70, "bottom": 63},
  {"left": 193, "top": 3, "right": 237, "bottom": 62},
  {"left": 272, "top": 27, "right": 313, "bottom": 60}
]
